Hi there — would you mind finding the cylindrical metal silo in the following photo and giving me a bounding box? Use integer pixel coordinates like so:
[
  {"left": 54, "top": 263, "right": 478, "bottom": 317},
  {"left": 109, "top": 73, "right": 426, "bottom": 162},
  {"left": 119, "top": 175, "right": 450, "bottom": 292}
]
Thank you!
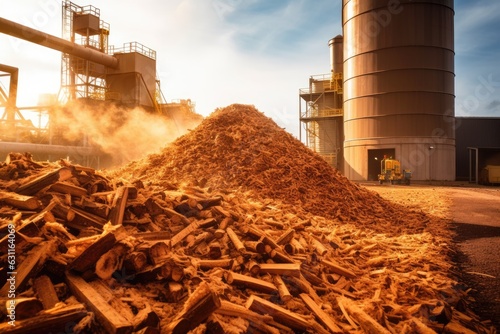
[
  {"left": 329, "top": 35, "right": 344, "bottom": 74},
  {"left": 342, "top": 0, "right": 455, "bottom": 180}
]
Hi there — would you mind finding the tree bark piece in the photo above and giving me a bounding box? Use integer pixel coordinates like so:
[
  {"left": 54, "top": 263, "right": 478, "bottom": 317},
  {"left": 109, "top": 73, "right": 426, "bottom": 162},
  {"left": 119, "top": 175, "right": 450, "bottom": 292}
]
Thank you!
[
  {"left": 246, "top": 295, "right": 311, "bottom": 332},
  {"left": 300, "top": 293, "right": 343, "bottom": 333},
  {"left": 337, "top": 296, "right": 391, "bottom": 334},
  {"left": 225, "top": 271, "right": 278, "bottom": 294},
  {"left": 66, "top": 273, "right": 133, "bottom": 334},
  {"left": 33, "top": 275, "right": 59, "bottom": 310}
]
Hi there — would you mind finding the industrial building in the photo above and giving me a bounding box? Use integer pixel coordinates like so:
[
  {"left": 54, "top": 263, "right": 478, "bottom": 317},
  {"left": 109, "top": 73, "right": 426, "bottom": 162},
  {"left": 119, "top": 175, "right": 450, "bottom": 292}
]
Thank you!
[
  {"left": 301, "top": 0, "right": 456, "bottom": 181},
  {"left": 0, "top": 1, "right": 195, "bottom": 167},
  {"left": 300, "top": 0, "right": 499, "bottom": 183}
]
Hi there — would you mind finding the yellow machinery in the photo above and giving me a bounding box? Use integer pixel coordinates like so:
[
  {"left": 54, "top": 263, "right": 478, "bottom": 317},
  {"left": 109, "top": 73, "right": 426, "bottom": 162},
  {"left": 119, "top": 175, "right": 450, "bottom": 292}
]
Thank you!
[{"left": 378, "top": 156, "right": 412, "bottom": 185}]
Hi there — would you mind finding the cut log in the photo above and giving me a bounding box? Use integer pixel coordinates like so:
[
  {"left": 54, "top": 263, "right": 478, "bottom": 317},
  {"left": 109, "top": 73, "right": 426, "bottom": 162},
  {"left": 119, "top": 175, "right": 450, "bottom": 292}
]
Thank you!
[
  {"left": 67, "top": 206, "right": 108, "bottom": 230},
  {"left": 258, "top": 263, "right": 301, "bottom": 277},
  {"left": 311, "top": 237, "right": 328, "bottom": 256},
  {"left": 300, "top": 293, "right": 342, "bottom": 333},
  {"left": 225, "top": 271, "right": 278, "bottom": 294},
  {"left": 337, "top": 296, "right": 391, "bottom": 334},
  {"left": 0, "top": 303, "right": 88, "bottom": 334},
  {"left": 244, "top": 240, "right": 266, "bottom": 254},
  {"left": 33, "top": 275, "right": 59, "bottom": 309},
  {"left": 246, "top": 295, "right": 311, "bottom": 332},
  {"left": 15, "top": 167, "right": 73, "bottom": 196},
  {"left": 170, "top": 221, "right": 200, "bottom": 247},
  {"left": 0, "top": 191, "right": 40, "bottom": 210},
  {"left": 66, "top": 273, "right": 133, "bottom": 334},
  {"left": 123, "top": 251, "right": 148, "bottom": 273}
]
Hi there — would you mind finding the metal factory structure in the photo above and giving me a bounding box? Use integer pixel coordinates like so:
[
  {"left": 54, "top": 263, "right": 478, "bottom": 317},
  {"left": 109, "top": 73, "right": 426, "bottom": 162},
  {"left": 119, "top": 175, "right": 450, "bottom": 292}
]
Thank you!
[
  {"left": 300, "top": 0, "right": 456, "bottom": 181},
  {"left": 0, "top": 1, "right": 177, "bottom": 167}
]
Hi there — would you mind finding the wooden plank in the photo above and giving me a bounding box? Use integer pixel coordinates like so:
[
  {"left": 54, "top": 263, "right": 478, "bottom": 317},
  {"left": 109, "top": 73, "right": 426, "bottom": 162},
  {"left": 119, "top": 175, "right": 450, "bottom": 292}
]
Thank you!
[
  {"left": 300, "top": 293, "right": 342, "bottom": 333},
  {"left": 246, "top": 295, "right": 311, "bottom": 332},
  {"left": 66, "top": 273, "right": 133, "bottom": 334}
]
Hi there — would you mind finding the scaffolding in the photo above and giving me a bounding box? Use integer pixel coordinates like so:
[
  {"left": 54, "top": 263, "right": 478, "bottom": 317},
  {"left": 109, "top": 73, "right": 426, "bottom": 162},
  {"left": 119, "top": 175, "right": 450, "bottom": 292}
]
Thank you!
[
  {"left": 60, "top": 0, "right": 110, "bottom": 103},
  {"left": 299, "top": 72, "right": 343, "bottom": 169}
]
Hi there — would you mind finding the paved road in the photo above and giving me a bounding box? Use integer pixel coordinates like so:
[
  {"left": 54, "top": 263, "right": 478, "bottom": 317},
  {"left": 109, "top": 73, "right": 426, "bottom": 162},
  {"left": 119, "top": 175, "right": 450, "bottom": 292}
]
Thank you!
[{"left": 449, "top": 187, "right": 500, "bottom": 329}]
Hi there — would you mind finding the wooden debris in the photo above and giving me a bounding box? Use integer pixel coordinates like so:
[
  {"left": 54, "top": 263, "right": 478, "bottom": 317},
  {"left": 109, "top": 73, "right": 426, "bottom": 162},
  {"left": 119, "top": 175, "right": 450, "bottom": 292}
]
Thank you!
[
  {"left": 33, "top": 275, "right": 59, "bottom": 310},
  {"left": 337, "top": 296, "right": 391, "bottom": 334},
  {"left": 225, "top": 271, "right": 278, "bottom": 294},
  {"left": 300, "top": 293, "right": 342, "bottom": 333},
  {"left": 66, "top": 273, "right": 133, "bottom": 334},
  {"left": 0, "top": 192, "right": 40, "bottom": 210}
]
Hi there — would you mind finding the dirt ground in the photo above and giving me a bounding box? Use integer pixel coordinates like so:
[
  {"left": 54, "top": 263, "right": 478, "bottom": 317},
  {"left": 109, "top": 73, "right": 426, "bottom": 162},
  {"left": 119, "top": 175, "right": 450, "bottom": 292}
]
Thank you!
[{"left": 361, "top": 182, "right": 500, "bottom": 330}]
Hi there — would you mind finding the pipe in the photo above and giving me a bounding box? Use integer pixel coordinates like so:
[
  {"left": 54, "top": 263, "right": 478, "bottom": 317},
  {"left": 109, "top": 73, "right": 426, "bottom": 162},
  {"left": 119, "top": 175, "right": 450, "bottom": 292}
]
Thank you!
[
  {"left": 0, "top": 17, "right": 118, "bottom": 69},
  {"left": 0, "top": 141, "right": 99, "bottom": 157}
]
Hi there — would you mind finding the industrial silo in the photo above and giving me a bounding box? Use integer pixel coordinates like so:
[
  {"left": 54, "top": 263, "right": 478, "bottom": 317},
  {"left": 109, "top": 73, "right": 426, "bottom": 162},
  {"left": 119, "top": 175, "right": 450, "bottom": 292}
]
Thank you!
[{"left": 342, "top": 0, "right": 455, "bottom": 181}]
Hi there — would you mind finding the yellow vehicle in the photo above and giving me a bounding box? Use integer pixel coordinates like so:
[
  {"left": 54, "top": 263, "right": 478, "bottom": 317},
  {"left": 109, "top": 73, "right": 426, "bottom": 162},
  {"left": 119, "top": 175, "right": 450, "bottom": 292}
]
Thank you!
[{"left": 378, "top": 156, "right": 411, "bottom": 185}]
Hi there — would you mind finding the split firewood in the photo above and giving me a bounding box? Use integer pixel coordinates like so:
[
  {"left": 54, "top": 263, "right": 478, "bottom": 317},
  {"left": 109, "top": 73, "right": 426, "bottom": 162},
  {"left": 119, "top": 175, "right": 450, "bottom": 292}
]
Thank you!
[
  {"left": 311, "top": 236, "right": 328, "bottom": 256},
  {"left": 245, "top": 295, "right": 311, "bottom": 332},
  {"left": 89, "top": 279, "right": 135, "bottom": 322},
  {"left": 67, "top": 206, "right": 108, "bottom": 230},
  {"left": 300, "top": 293, "right": 343, "bottom": 333},
  {"left": 49, "top": 181, "right": 88, "bottom": 197},
  {"left": 258, "top": 263, "right": 301, "bottom": 277},
  {"left": 215, "top": 300, "right": 281, "bottom": 334},
  {"left": 95, "top": 243, "right": 129, "bottom": 280},
  {"left": 337, "top": 296, "right": 391, "bottom": 334},
  {"left": 165, "top": 282, "right": 221, "bottom": 334},
  {"left": 244, "top": 240, "right": 266, "bottom": 254},
  {"left": 275, "top": 228, "right": 295, "bottom": 245},
  {"left": 199, "top": 258, "right": 233, "bottom": 270},
  {"left": 66, "top": 273, "right": 133, "bottom": 334},
  {"left": 33, "top": 275, "right": 59, "bottom": 310},
  {"left": 109, "top": 186, "right": 131, "bottom": 225},
  {"left": 226, "top": 227, "right": 245, "bottom": 252},
  {"left": 170, "top": 221, "right": 199, "bottom": 247},
  {"left": 0, "top": 241, "right": 52, "bottom": 296},
  {"left": 0, "top": 191, "right": 40, "bottom": 210},
  {"left": 321, "top": 259, "right": 357, "bottom": 279},
  {"left": 132, "top": 303, "right": 160, "bottom": 331},
  {"left": 1, "top": 297, "right": 43, "bottom": 320},
  {"left": 69, "top": 225, "right": 127, "bottom": 273},
  {"left": 15, "top": 167, "right": 73, "bottom": 196},
  {"left": 273, "top": 275, "right": 292, "bottom": 302},
  {"left": 225, "top": 271, "right": 278, "bottom": 294},
  {"left": 0, "top": 303, "right": 88, "bottom": 334}
]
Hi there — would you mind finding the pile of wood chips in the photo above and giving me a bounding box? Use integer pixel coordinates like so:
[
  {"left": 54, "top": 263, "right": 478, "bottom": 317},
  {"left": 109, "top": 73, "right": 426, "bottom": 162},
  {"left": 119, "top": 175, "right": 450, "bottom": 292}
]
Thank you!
[{"left": 0, "top": 104, "right": 496, "bottom": 333}]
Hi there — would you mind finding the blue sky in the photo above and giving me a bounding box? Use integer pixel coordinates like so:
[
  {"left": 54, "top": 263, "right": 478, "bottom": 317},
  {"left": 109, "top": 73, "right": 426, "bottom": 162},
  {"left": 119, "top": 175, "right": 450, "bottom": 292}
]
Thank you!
[{"left": 1, "top": 0, "right": 499, "bottom": 139}]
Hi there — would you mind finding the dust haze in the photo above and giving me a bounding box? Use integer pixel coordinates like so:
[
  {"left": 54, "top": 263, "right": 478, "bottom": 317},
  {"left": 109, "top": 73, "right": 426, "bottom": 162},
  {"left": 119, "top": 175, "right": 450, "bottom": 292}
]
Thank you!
[{"left": 50, "top": 102, "right": 202, "bottom": 166}]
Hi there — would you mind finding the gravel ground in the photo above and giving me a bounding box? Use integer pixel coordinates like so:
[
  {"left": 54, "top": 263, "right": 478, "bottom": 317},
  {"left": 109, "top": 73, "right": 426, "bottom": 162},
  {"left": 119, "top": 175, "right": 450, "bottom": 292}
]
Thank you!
[{"left": 361, "top": 182, "right": 500, "bottom": 330}]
